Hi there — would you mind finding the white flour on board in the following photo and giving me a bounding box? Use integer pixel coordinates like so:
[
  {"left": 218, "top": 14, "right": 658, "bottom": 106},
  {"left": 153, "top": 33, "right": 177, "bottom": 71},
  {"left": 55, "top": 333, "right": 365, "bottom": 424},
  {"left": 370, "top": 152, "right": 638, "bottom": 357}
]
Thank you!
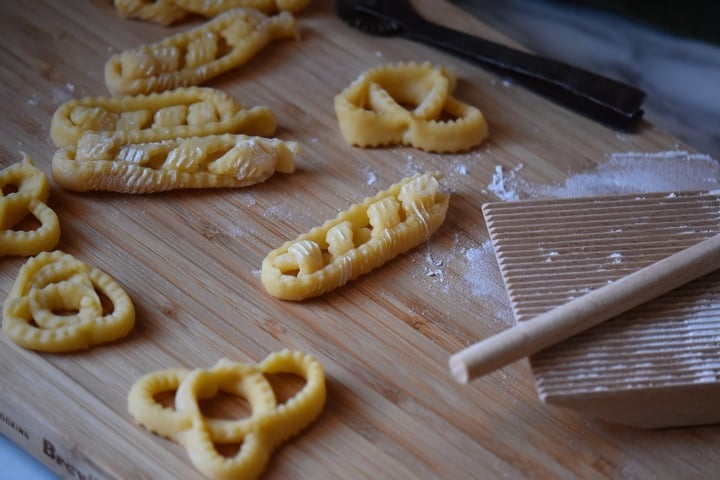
[
  {"left": 487, "top": 150, "right": 720, "bottom": 200},
  {"left": 422, "top": 150, "right": 720, "bottom": 326}
]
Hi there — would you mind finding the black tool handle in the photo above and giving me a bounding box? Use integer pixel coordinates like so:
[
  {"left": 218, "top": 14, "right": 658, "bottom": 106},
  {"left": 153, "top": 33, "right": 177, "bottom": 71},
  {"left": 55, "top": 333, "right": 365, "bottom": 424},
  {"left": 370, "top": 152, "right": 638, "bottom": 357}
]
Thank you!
[{"left": 395, "top": 13, "right": 645, "bottom": 130}]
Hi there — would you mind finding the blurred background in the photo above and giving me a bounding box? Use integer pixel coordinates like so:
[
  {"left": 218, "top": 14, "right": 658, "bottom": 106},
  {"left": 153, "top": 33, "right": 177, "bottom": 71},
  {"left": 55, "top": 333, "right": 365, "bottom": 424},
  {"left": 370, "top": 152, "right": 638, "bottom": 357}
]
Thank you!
[{"left": 452, "top": 0, "right": 720, "bottom": 158}]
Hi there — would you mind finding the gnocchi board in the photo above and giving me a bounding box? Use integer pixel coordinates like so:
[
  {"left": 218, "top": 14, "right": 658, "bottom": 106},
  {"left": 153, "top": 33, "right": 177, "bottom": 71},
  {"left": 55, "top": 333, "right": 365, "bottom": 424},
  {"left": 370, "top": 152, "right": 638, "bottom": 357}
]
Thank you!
[
  {"left": 1, "top": 0, "right": 719, "bottom": 479},
  {"left": 482, "top": 191, "right": 720, "bottom": 429}
]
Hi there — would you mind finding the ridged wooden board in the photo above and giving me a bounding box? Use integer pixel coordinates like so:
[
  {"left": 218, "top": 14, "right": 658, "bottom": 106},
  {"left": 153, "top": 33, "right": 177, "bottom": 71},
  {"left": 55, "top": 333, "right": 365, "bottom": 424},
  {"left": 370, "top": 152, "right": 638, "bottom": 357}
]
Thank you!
[
  {"left": 2, "top": 0, "right": 720, "bottom": 478},
  {"left": 483, "top": 190, "right": 720, "bottom": 428}
]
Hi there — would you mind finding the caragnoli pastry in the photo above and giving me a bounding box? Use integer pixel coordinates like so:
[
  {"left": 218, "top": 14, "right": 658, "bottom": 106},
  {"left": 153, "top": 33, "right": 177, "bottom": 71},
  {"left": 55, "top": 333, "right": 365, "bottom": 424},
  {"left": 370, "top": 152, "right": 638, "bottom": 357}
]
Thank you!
[
  {"left": 0, "top": 155, "right": 60, "bottom": 257},
  {"left": 114, "top": 0, "right": 311, "bottom": 25},
  {"left": 334, "top": 61, "right": 488, "bottom": 153},
  {"left": 52, "top": 133, "right": 298, "bottom": 193},
  {"left": 262, "top": 172, "right": 449, "bottom": 300},
  {"left": 128, "top": 350, "right": 325, "bottom": 480},
  {"left": 105, "top": 8, "right": 299, "bottom": 95},
  {"left": 2, "top": 250, "right": 135, "bottom": 352},
  {"left": 50, "top": 87, "right": 276, "bottom": 148}
]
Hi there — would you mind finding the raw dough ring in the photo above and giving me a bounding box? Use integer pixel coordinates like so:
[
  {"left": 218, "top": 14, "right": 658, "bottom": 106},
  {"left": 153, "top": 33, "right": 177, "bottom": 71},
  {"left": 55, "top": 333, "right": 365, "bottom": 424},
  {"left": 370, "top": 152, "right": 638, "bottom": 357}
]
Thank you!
[
  {"left": 0, "top": 154, "right": 60, "bottom": 257},
  {"left": 52, "top": 133, "right": 299, "bottom": 193},
  {"left": 105, "top": 8, "right": 299, "bottom": 95},
  {"left": 50, "top": 87, "right": 276, "bottom": 148},
  {"left": 334, "top": 62, "right": 488, "bottom": 153},
  {"left": 2, "top": 250, "right": 135, "bottom": 352},
  {"left": 114, "top": 0, "right": 311, "bottom": 26},
  {"left": 128, "top": 350, "right": 325, "bottom": 480},
  {"left": 262, "top": 172, "right": 450, "bottom": 300}
]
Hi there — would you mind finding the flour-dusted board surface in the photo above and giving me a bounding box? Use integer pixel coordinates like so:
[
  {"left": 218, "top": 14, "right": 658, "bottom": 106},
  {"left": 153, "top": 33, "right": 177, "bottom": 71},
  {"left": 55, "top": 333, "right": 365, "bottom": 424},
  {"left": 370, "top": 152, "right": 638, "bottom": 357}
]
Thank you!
[{"left": 1, "top": 1, "right": 719, "bottom": 479}]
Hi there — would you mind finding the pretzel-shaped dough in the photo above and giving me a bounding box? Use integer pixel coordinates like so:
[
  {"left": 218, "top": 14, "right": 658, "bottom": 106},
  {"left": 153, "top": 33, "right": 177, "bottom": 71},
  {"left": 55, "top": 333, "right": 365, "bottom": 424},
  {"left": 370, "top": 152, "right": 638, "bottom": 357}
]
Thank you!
[
  {"left": 262, "top": 172, "right": 449, "bottom": 300},
  {"left": 52, "top": 133, "right": 298, "bottom": 193},
  {"left": 0, "top": 155, "right": 60, "bottom": 257},
  {"left": 50, "top": 87, "right": 276, "bottom": 148},
  {"left": 334, "top": 62, "right": 488, "bottom": 153},
  {"left": 114, "top": 0, "right": 311, "bottom": 26},
  {"left": 105, "top": 9, "right": 298, "bottom": 95},
  {"left": 2, "top": 250, "right": 135, "bottom": 352},
  {"left": 128, "top": 350, "right": 325, "bottom": 480}
]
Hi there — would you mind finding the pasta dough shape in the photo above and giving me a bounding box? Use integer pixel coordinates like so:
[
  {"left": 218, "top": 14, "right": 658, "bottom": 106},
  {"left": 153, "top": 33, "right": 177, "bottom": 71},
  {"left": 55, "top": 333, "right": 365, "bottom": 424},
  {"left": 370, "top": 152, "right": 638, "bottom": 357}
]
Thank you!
[
  {"left": 105, "top": 8, "right": 298, "bottom": 95},
  {"left": 114, "top": 0, "right": 311, "bottom": 26},
  {"left": 50, "top": 87, "right": 276, "bottom": 148},
  {"left": 52, "top": 133, "right": 298, "bottom": 193},
  {"left": 0, "top": 155, "right": 60, "bottom": 257},
  {"left": 334, "top": 62, "right": 488, "bottom": 153},
  {"left": 262, "top": 172, "right": 449, "bottom": 300},
  {"left": 2, "top": 250, "right": 135, "bottom": 352},
  {"left": 128, "top": 350, "right": 325, "bottom": 480}
]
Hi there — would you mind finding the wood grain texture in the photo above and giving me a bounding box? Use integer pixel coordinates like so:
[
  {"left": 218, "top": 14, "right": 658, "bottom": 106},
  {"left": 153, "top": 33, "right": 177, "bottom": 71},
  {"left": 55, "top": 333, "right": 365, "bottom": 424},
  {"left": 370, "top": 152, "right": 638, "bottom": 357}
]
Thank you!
[{"left": 1, "top": 0, "right": 719, "bottom": 478}]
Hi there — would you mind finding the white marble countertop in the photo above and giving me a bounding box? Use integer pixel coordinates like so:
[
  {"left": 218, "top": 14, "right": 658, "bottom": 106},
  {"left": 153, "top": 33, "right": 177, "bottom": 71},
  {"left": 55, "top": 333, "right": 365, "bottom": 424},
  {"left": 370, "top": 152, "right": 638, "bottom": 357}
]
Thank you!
[
  {"left": 2, "top": 1, "right": 719, "bottom": 478},
  {"left": 453, "top": 0, "right": 720, "bottom": 159}
]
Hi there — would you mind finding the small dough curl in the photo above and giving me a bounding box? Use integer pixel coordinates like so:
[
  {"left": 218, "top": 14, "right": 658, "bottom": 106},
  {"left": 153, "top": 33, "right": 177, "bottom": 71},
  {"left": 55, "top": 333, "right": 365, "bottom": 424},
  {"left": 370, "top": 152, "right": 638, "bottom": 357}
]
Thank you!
[{"left": 0, "top": 154, "right": 60, "bottom": 257}]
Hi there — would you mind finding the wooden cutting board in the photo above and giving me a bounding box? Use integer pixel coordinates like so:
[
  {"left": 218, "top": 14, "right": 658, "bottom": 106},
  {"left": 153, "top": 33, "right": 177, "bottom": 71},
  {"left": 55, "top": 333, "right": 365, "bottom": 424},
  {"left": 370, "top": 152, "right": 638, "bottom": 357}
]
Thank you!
[{"left": 1, "top": 1, "right": 719, "bottom": 479}]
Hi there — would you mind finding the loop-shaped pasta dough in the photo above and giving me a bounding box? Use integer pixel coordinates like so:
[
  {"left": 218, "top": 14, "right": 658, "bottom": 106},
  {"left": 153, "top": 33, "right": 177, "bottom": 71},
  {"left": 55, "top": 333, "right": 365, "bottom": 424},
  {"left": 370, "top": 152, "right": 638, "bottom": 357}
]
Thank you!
[
  {"left": 50, "top": 87, "right": 276, "bottom": 148},
  {"left": 0, "top": 155, "right": 60, "bottom": 257},
  {"left": 2, "top": 250, "right": 135, "bottom": 352},
  {"left": 114, "top": 0, "right": 311, "bottom": 25},
  {"left": 105, "top": 8, "right": 299, "bottom": 95},
  {"left": 261, "top": 172, "right": 449, "bottom": 300},
  {"left": 334, "top": 62, "right": 489, "bottom": 153},
  {"left": 52, "top": 133, "right": 298, "bottom": 193},
  {"left": 128, "top": 350, "right": 325, "bottom": 480}
]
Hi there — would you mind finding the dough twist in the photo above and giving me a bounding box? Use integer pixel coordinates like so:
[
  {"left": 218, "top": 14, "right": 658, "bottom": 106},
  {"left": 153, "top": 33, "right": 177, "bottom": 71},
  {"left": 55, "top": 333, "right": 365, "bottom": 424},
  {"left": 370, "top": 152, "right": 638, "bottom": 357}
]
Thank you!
[
  {"left": 2, "top": 250, "right": 135, "bottom": 352},
  {"left": 334, "top": 62, "right": 488, "bottom": 153},
  {"left": 128, "top": 350, "right": 325, "bottom": 480}
]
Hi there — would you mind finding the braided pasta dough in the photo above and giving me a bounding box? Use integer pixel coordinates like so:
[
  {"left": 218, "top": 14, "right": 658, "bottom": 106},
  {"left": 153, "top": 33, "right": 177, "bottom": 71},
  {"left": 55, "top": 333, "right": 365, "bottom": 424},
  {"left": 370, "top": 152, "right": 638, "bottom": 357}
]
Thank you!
[
  {"left": 262, "top": 172, "right": 449, "bottom": 300},
  {"left": 105, "top": 8, "right": 298, "bottom": 95},
  {"left": 114, "top": 0, "right": 311, "bottom": 25},
  {"left": 52, "top": 133, "right": 298, "bottom": 193},
  {"left": 50, "top": 87, "right": 276, "bottom": 148},
  {"left": 0, "top": 155, "right": 60, "bottom": 257}
]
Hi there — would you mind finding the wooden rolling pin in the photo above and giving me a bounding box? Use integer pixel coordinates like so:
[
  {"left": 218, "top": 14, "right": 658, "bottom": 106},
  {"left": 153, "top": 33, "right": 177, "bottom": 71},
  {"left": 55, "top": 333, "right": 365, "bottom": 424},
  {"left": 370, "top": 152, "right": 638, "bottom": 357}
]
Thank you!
[{"left": 449, "top": 233, "right": 720, "bottom": 383}]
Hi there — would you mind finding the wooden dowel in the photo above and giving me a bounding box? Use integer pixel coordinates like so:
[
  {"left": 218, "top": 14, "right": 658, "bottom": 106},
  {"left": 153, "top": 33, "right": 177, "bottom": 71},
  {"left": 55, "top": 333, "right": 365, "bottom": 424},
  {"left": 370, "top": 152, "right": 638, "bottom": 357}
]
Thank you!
[{"left": 449, "top": 233, "right": 720, "bottom": 384}]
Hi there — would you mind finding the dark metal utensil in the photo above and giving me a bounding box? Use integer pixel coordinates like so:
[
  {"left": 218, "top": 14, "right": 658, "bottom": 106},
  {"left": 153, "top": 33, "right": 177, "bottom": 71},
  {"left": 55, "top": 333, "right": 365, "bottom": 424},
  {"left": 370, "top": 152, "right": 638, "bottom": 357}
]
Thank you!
[{"left": 335, "top": 0, "right": 645, "bottom": 131}]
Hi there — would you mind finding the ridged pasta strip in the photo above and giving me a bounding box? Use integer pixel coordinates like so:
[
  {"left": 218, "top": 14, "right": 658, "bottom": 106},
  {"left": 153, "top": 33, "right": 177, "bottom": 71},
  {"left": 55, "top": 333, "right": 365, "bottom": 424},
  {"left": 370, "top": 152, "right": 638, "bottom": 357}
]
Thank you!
[
  {"left": 334, "top": 62, "right": 488, "bottom": 153},
  {"left": 114, "top": 0, "right": 311, "bottom": 25},
  {"left": 2, "top": 250, "right": 135, "bottom": 352},
  {"left": 52, "top": 133, "right": 298, "bottom": 193},
  {"left": 0, "top": 155, "right": 60, "bottom": 257},
  {"left": 50, "top": 87, "right": 276, "bottom": 148},
  {"left": 261, "top": 172, "right": 449, "bottom": 300},
  {"left": 128, "top": 350, "right": 325, "bottom": 480},
  {"left": 105, "top": 9, "right": 298, "bottom": 95}
]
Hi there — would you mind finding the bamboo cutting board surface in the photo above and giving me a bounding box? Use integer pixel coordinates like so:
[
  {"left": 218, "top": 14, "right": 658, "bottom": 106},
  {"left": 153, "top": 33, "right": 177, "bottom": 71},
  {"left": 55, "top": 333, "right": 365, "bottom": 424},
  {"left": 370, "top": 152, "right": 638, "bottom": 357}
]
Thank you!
[{"left": 1, "top": 0, "right": 720, "bottom": 478}]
